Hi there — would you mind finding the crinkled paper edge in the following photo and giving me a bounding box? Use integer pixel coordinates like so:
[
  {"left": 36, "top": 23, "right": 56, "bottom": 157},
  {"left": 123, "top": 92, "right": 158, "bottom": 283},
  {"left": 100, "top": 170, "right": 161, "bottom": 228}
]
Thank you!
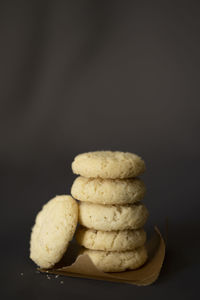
[{"left": 39, "top": 226, "right": 165, "bottom": 286}]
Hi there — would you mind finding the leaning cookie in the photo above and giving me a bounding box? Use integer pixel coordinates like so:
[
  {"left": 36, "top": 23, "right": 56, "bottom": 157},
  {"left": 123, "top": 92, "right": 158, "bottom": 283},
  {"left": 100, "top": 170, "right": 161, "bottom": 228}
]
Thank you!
[
  {"left": 72, "top": 151, "right": 145, "bottom": 179},
  {"left": 79, "top": 202, "right": 148, "bottom": 231},
  {"left": 76, "top": 227, "right": 146, "bottom": 251},
  {"left": 71, "top": 176, "right": 146, "bottom": 205},
  {"left": 30, "top": 195, "right": 78, "bottom": 269},
  {"left": 80, "top": 246, "right": 147, "bottom": 272}
]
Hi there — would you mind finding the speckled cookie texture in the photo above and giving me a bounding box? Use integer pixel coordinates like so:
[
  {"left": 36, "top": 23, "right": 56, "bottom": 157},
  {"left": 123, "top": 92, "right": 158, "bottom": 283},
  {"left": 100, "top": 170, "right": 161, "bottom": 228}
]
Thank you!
[
  {"left": 76, "top": 227, "right": 146, "bottom": 251},
  {"left": 72, "top": 151, "right": 145, "bottom": 179},
  {"left": 78, "top": 202, "right": 148, "bottom": 231},
  {"left": 30, "top": 195, "right": 78, "bottom": 269},
  {"left": 80, "top": 245, "right": 147, "bottom": 272},
  {"left": 71, "top": 176, "right": 146, "bottom": 205}
]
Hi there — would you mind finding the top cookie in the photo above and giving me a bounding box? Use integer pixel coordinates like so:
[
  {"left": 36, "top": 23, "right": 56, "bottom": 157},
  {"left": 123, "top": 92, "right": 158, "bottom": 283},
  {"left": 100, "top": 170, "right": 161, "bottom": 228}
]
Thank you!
[
  {"left": 72, "top": 151, "right": 145, "bottom": 179},
  {"left": 30, "top": 195, "right": 78, "bottom": 269}
]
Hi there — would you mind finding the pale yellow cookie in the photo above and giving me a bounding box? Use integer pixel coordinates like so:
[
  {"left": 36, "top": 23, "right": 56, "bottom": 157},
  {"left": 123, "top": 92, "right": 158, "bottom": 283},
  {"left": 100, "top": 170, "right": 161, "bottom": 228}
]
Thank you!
[
  {"left": 30, "top": 195, "right": 78, "bottom": 269},
  {"left": 80, "top": 246, "right": 147, "bottom": 272},
  {"left": 79, "top": 202, "right": 148, "bottom": 231},
  {"left": 71, "top": 176, "right": 146, "bottom": 205},
  {"left": 76, "top": 227, "right": 146, "bottom": 251},
  {"left": 72, "top": 151, "right": 145, "bottom": 179}
]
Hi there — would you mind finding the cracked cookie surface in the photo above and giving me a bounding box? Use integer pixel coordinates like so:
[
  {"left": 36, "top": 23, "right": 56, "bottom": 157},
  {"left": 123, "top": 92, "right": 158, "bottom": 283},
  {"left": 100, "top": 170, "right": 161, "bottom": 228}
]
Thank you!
[
  {"left": 71, "top": 176, "right": 146, "bottom": 205},
  {"left": 78, "top": 202, "right": 148, "bottom": 231},
  {"left": 80, "top": 246, "right": 147, "bottom": 272},
  {"left": 76, "top": 227, "right": 146, "bottom": 251},
  {"left": 30, "top": 195, "right": 78, "bottom": 269},
  {"left": 72, "top": 151, "right": 145, "bottom": 179}
]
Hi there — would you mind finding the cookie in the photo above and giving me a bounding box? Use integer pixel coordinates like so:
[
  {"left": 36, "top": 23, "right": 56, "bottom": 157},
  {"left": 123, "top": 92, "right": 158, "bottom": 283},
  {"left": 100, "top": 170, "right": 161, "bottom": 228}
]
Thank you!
[
  {"left": 72, "top": 151, "right": 145, "bottom": 179},
  {"left": 76, "top": 227, "right": 146, "bottom": 251},
  {"left": 80, "top": 246, "right": 147, "bottom": 272},
  {"left": 71, "top": 176, "right": 146, "bottom": 205},
  {"left": 30, "top": 195, "right": 78, "bottom": 269},
  {"left": 78, "top": 202, "right": 148, "bottom": 231}
]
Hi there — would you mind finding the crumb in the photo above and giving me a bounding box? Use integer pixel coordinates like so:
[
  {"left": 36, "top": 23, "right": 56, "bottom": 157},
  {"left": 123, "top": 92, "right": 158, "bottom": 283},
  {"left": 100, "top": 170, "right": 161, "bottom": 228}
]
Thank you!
[
  {"left": 20, "top": 273, "right": 24, "bottom": 276},
  {"left": 60, "top": 281, "right": 64, "bottom": 284},
  {"left": 47, "top": 275, "right": 51, "bottom": 280},
  {"left": 55, "top": 275, "right": 59, "bottom": 278}
]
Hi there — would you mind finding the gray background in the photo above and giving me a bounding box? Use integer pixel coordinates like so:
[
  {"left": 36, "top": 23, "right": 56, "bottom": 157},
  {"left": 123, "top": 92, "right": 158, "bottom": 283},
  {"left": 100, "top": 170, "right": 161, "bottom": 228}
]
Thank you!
[{"left": 1, "top": 0, "right": 200, "bottom": 299}]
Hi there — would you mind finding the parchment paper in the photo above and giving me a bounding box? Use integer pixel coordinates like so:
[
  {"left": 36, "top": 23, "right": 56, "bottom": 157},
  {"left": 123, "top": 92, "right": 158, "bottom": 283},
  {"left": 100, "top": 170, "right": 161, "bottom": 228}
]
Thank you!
[{"left": 39, "top": 227, "right": 165, "bottom": 286}]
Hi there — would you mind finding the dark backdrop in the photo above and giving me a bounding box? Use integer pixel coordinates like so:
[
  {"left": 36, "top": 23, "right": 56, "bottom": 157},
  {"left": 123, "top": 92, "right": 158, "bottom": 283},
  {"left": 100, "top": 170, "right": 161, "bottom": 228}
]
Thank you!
[{"left": 1, "top": 1, "right": 200, "bottom": 299}]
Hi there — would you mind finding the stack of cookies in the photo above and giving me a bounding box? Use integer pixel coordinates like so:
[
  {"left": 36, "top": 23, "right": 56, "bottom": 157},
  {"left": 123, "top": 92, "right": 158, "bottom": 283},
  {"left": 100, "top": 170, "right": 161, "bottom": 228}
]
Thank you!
[{"left": 71, "top": 151, "right": 149, "bottom": 272}]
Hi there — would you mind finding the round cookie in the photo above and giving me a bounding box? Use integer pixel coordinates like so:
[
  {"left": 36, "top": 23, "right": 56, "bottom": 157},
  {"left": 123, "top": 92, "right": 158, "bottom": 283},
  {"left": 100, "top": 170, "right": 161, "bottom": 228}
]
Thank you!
[
  {"left": 78, "top": 202, "right": 148, "bottom": 231},
  {"left": 30, "top": 195, "right": 78, "bottom": 269},
  {"left": 76, "top": 227, "right": 146, "bottom": 251},
  {"left": 71, "top": 176, "right": 146, "bottom": 205},
  {"left": 80, "top": 246, "right": 147, "bottom": 272},
  {"left": 72, "top": 151, "right": 145, "bottom": 179}
]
